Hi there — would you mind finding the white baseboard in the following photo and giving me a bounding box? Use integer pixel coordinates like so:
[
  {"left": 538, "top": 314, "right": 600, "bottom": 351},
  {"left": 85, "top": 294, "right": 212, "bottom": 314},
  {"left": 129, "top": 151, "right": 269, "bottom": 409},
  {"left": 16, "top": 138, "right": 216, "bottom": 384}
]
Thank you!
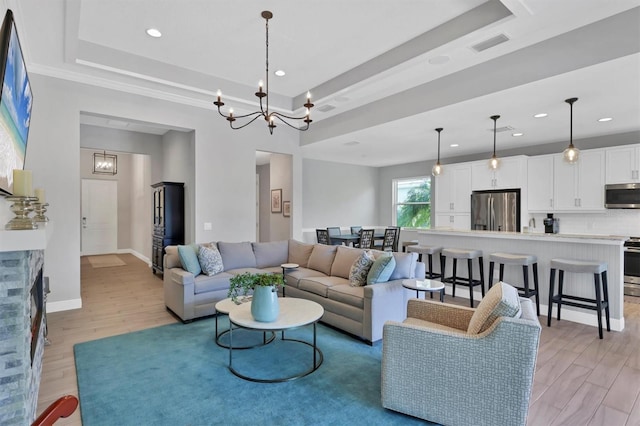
[
  {"left": 116, "top": 248, "right": 151, "bottom": 266},
  {"left": 47, "top": 298, "right": 82, "bottom": 313}
]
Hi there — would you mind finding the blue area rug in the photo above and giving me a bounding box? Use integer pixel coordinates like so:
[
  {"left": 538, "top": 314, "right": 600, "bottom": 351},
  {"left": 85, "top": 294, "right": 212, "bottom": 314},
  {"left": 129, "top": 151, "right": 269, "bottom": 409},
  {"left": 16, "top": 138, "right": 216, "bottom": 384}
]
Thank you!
[{"left": 74, "top": 317, "right": 432, "bottom": 425}]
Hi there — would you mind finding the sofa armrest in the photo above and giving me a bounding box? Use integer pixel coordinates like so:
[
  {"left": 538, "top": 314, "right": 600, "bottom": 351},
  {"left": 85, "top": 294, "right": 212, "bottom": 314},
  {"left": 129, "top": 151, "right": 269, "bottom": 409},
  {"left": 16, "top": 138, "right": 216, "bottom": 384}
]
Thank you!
[
  {"left": 363, "top": 280, "right": 406, "bottom": 342},
  {"left": 406, "top": 298, "right": 475, "bottom": 331},
  {"left": 163, "top": 267, "right": 196, "bottom": 321}
]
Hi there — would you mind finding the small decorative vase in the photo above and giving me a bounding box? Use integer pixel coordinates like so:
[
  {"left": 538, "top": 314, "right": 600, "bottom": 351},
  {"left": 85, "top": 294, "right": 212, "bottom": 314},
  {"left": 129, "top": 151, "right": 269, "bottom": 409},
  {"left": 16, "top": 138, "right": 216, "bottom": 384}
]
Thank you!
[{"left": 251, "top": 286, "right": 279, "bottom": 322}]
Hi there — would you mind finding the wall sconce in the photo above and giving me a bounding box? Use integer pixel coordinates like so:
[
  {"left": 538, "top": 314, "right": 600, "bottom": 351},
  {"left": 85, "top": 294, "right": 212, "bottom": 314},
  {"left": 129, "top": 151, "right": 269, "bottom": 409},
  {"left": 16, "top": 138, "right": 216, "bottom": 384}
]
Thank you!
[{"left": 93, "top": 151, "right": 117, "bottom": 175}]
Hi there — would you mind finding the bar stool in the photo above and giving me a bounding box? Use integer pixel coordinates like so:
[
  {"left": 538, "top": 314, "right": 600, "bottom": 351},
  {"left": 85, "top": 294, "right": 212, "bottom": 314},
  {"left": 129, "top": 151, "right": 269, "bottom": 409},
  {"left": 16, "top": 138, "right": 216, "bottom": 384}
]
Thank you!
[
  {"left": 488, "top": 252, "right": 540, "bottom": 316},
  {"left": 407, "top": 245, "right": 443, "bottom": 279},
  {"left": 440, "top": 248, "right": 485, "bottom": 307},
  {"left": 401, "top": 240, "right": 419, "bottom": 252},
  {"left": 547, "top": 258, "right": 610, "bottom": 339}
]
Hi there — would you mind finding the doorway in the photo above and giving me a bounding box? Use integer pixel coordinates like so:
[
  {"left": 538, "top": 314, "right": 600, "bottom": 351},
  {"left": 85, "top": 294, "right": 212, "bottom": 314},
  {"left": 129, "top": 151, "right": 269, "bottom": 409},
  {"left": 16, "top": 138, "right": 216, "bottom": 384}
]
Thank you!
[{"left": 81, "top": 179, "right": 118, "bottom": 255}]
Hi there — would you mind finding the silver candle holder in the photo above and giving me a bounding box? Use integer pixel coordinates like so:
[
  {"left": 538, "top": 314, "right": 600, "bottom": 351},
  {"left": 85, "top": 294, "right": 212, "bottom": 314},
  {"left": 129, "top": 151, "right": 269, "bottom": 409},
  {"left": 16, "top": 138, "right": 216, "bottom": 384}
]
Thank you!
[
  {"left": 4, "top": 196, "right": 38, "bottom": 230},
  {"left": 33, "top": 203, "right": 50, "bottom": 222}
]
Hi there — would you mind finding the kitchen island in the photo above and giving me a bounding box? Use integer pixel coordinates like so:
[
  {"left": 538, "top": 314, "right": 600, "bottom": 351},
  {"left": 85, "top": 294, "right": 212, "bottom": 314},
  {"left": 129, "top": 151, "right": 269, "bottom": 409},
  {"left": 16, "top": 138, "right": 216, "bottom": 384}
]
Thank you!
[{"left": 416, "top": 229, "right": 627, "bottom": 331}]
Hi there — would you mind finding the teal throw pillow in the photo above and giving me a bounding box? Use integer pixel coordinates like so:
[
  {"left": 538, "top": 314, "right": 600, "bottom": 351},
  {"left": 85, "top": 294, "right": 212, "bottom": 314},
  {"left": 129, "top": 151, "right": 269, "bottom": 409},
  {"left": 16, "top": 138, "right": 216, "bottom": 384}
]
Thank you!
[
  {"left": 367, "top": 254, "right": 396, "bottom": 285},
  {"left": 178, "top": 244, "right": 201, "bottom": 276}
]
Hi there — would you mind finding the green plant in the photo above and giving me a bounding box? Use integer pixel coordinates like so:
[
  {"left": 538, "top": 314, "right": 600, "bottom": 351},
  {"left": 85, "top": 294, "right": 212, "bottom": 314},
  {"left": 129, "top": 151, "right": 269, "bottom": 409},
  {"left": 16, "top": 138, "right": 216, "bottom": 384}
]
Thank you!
[{"left": 227, "top": 272, "right": 284, "bottom": 303}]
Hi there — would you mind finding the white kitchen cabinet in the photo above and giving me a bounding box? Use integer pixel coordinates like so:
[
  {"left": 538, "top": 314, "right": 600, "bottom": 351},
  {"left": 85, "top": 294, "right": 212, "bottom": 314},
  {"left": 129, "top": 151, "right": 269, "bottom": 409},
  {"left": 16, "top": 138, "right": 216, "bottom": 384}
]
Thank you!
[
  {"left": 434, "top": 163, "right": 471, "bottom": 213},
  {"left": 553, "top": 149, "right": 605, "bottom": 211},
  {"left": 471, "top": 156, "right": 527, "bottom": 190},
  {"left": 434, "top": 213, "right": 470, "bottom": 230},
  {"left": 527, "top": 155, "right": 555, "bottom": 212},
  {"left": 605, "top": 144, "right": 640, "bottom": 183}
]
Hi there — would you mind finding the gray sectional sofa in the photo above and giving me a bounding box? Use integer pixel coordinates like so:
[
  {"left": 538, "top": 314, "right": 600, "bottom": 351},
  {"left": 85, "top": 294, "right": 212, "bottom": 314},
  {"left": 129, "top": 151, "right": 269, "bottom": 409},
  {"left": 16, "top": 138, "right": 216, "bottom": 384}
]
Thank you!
[{"left": 163, "top": 239, "right": 425, "bottom": 343}]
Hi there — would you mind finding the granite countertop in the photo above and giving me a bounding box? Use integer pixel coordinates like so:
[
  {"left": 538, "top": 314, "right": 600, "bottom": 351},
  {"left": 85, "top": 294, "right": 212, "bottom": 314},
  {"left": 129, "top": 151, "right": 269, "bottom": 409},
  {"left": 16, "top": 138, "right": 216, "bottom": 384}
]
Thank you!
[{"left": 418, "top": 228, "right": 627, "bottom": 245}]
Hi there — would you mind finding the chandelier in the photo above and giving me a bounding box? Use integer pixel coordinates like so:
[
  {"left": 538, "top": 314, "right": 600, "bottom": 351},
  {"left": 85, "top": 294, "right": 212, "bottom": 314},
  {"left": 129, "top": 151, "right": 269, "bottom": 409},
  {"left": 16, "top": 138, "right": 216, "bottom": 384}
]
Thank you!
[
  {"left": 93, "top": 150, "right": 117, "bottom": 175},
  {"left": 214, "top": 11, "right": 314, "bottom": 135}
]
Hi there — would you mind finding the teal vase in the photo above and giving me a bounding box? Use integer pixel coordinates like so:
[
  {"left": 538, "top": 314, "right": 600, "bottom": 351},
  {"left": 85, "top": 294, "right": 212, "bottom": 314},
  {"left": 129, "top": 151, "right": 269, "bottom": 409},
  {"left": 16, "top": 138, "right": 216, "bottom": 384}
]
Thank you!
[{"left": 251, "top": 286, "right": 279, "bottom": 322}]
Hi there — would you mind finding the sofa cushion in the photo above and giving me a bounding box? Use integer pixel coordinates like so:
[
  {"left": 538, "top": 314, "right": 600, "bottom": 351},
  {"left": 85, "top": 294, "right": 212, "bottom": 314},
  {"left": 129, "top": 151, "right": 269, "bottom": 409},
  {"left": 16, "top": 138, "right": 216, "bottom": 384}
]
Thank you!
[
  {"left": 367, "top": 254, "right": 396, "bottom": 284},
  {"left": 198, "top": 245, "right": 224, "bottom": 276},
  {"left": 193, "top": 272, "right": 234, "bottom": 294},
  {"left": 298, "top": 276, "right": 349, "bottom": 297},
  {"left": 467, "top": 282, "right": 522, "bottom": 334},
  {"left": 178, "top": 244, "right": 201, "bottom": 276},
  {"left": 332, "top": 246, "right": 365, "bottom": 279},
  {"left": 349, "top": 250, "right": 375, "bottom": 286},
  {"left": 307, "top": 244, "right": 338, "bottom": 276},
  {"left": 253, "top": 240, "right": 289, "bottom": 269},
  {"left": 284, "top": 268, "right": 327, "bottom": 289},
  {"left": 217, "top": 242, "right": 257, "bottom": 271},
  {"left": 288, "top": 240, "right": 315, "bottom": 268},
  {"left": 328, "top": 284, "right": 365, "bottom": 309},
  {"left": 389, "top": 251, "right": 418, "bottom": 280}
]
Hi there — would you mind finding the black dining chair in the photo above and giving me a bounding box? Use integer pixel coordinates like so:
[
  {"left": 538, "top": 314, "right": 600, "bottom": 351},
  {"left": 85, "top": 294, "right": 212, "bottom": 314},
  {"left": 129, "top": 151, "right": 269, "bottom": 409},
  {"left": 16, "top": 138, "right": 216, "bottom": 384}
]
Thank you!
[
  {"left": 375, "top": 228, "right": 398, "bottom": 252},
  {"left": 389, "top": 225, "right": 401, "bottom": 252},
  {"left": 358, "top": 229, "right": 374, "bottom": 249},
  {"left": 327, "top": 227, "right": 343, "bottom": 245},
  {"left": 316, "top": 229, "right": 331, "bottom": 245}
]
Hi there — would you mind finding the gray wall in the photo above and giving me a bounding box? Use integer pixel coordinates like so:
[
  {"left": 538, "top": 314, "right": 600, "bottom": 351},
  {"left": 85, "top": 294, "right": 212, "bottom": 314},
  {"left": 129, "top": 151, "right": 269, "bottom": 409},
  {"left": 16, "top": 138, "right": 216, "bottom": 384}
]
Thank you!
[
  {"left": 303, "top": 158, "right": 379, "bottom": 229},
  {"left": 269, "top": 153, "right": 292, "bottom": 241},
  {"left": 257, "top": 163, "right": 270, "bottom": 242}
]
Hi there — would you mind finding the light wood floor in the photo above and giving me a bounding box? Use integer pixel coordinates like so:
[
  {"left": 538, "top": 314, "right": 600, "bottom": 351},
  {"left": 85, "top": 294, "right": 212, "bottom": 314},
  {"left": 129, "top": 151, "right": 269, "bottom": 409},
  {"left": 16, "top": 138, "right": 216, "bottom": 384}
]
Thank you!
[{"left": 37, "top": 254, "right": 640, "bottom": 425}]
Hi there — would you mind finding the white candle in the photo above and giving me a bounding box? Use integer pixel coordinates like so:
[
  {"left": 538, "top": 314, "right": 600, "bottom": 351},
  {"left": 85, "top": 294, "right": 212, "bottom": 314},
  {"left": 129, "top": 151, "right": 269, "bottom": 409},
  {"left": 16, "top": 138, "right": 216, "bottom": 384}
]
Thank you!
[
  {"left": 35, "top": 188, "right": 46, "bottom": 204},
  {"left": 12, "top": 169, "right": 32, "bottom": 197}
]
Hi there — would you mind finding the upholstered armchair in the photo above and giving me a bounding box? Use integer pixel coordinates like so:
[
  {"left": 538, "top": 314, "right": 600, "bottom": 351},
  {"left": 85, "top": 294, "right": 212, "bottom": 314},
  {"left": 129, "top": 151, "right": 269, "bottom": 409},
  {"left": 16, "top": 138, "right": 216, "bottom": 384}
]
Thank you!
[{"left": 381, "top": 282, "right": 541, "bottom": 426}]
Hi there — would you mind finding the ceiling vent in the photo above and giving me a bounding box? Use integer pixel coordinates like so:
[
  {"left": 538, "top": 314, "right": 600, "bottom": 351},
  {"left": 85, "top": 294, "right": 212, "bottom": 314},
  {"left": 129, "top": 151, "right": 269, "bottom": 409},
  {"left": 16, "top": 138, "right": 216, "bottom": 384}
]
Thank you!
[
  {"left": 488, "top": 125, "right": 515, "bottom": 133},
  {"left": 471, "top": 34, "right": 510, "bottom": 52},
  {"left": 317, "top": 104, "right": 336, "bottom": 113}
]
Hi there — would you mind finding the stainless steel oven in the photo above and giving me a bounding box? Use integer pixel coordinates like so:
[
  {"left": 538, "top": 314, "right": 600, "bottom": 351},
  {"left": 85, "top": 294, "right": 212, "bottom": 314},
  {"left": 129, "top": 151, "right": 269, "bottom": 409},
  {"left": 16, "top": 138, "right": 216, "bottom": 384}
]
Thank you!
[{"left": 624, "top": 237, "right": 640, "bottom": 296}]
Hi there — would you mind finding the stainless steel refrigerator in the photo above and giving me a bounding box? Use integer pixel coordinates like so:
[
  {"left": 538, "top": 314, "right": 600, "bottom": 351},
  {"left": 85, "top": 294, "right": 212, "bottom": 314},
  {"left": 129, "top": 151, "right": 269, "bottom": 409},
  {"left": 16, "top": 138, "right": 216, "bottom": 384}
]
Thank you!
[{"left": 470, "top": 189, "right": 521, "bottom": 232}]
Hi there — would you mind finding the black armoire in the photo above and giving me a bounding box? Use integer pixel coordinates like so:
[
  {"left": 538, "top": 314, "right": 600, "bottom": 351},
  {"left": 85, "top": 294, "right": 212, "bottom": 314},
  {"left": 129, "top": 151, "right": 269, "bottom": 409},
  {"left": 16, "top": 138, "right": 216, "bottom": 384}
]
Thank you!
[{"left": 151, "top": 182, "right": 184, "bottom": 274}]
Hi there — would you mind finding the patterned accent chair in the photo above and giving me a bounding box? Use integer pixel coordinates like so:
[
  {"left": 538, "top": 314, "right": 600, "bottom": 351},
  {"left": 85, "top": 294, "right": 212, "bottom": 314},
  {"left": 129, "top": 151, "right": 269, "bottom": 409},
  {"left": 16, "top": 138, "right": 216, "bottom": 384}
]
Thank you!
[
  {"left": 381, "top": 282, "right": 541, "bottom": 426},
  {"left": 316, "top": 229, "right": 330, "bottom": 245}
]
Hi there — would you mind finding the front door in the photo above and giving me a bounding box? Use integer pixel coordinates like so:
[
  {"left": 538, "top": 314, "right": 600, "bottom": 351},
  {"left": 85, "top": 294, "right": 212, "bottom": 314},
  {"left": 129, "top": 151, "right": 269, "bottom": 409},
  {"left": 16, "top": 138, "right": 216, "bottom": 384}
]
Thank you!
[{"left": 81, "top": 179, "right": 118, "bottom": 255}]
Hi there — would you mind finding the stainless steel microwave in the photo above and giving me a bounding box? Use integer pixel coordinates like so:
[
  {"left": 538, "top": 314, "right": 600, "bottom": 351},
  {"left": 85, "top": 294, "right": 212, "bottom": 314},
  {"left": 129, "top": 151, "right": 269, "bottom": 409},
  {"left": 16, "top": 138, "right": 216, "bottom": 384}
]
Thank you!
[{"left": 605, "top": 183, "right": 640, "bottom": 209}]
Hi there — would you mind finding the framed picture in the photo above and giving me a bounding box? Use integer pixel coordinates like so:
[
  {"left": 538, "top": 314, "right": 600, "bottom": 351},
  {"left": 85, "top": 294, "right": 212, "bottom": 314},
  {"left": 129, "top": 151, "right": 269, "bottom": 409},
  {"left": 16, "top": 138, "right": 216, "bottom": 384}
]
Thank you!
[
  {"left": 283, "top": 201, "right": 291, "bottom": 217},
  {"left": 271, "top": 189, "right": 282, "bottom": 213}
]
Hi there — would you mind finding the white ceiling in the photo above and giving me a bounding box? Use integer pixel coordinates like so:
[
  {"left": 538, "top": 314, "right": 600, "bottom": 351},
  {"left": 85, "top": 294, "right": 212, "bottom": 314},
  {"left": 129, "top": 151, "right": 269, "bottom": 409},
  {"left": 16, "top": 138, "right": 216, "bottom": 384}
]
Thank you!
[{"left": 13, "top": 0, "right": 640, "bottom": 167}]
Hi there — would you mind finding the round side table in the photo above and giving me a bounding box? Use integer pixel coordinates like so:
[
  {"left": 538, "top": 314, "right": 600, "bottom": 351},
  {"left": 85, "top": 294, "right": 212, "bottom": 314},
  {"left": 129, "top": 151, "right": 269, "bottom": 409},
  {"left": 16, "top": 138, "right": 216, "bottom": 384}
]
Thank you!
[
  {"left": 280, "top": 263, "right": 299, "bottom": 297},
  {"left": 402, "top": 279, "right": 445, "bottom": 302}
]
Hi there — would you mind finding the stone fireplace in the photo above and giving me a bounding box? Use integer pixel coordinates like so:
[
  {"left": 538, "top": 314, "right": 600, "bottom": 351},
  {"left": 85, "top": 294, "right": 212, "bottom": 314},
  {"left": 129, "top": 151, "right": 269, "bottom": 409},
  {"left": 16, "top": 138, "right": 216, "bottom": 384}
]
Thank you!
[{"left": 0, "top": 228, "right": 50, "bottom": 424}]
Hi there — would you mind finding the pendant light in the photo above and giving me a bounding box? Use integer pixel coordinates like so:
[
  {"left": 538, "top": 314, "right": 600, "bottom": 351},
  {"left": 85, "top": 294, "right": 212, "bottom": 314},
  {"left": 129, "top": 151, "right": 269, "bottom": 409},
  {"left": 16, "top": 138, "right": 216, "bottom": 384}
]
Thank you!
[
  {"left": 488, "top": 115, "right": 500, "bottom": 170},
  {"left": 432, "top": 127, "right": 444, "bottom": 176},
  {"left": 562, "top": 97, "right": 579, "bottom": 164}
]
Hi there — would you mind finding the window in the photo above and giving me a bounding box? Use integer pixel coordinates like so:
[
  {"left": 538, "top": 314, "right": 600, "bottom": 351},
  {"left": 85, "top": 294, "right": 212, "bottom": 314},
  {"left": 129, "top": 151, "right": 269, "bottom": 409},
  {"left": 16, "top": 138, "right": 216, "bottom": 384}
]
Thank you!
[{"left": 393, "top": 177, "right": 431, "bottom": 228}]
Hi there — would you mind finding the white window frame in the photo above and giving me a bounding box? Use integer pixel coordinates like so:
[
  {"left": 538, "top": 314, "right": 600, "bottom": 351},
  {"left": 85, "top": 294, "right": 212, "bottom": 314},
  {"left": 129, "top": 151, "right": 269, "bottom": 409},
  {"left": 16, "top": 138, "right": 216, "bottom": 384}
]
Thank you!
[{"left": 392, "top": 176, "right": 432, "bottom": 228}]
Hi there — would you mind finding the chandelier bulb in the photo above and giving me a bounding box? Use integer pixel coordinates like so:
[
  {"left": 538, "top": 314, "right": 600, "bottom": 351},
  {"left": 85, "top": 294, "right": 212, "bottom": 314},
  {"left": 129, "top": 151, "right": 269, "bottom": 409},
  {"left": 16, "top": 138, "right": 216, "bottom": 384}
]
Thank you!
[{"left": 432, "top": 162, "right": 442, "bottom": 176}]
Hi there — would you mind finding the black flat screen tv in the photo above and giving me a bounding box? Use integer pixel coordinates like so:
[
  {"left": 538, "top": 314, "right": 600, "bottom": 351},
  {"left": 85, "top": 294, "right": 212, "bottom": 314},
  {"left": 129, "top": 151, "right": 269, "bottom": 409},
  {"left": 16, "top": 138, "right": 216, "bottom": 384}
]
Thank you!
[{"left": 0, "top": 9, "right": 32, "bottom": 196}]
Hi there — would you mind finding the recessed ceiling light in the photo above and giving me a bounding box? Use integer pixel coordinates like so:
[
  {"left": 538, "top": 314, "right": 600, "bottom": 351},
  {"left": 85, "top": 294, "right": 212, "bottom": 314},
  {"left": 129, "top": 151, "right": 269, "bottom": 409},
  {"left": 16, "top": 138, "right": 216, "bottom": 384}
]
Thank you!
[
  {"left": 598, "top": 117, "right": 613, "bottom": 122},
  {"left": 533, "top": 113, "right": 547, "bottom": 118},
  {"left": 512, "top": 132, "right": 523, "bottom": 137},
  {"left": 450, "top": 144, "right": 459, "bottom": 148},
  {"left": 274, "top": 70, "right": 286, "bottom": 77},
  {"left": 146, "top": 28, "right": 162, "bottom": 38}
]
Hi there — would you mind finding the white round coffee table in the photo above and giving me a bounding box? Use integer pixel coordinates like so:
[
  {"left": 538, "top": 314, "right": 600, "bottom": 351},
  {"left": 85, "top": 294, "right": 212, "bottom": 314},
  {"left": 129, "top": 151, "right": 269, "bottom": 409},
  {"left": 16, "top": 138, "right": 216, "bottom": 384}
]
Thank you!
[
  {"left": 228, "top": 298, "right": 324, "bottom": 383},
  {"left": 214, "top": 297, "right": 275, "bottom": 349},
  {"left": 402, "top": 279, "right": 445, "bottom": 302}
]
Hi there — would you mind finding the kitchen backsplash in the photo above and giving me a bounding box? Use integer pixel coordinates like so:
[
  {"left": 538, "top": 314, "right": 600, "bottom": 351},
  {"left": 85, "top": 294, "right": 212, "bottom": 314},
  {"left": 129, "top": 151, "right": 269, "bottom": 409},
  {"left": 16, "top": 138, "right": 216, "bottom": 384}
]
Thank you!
[{"left": 528, "top": 210, "right": 640, "bottom": 237}]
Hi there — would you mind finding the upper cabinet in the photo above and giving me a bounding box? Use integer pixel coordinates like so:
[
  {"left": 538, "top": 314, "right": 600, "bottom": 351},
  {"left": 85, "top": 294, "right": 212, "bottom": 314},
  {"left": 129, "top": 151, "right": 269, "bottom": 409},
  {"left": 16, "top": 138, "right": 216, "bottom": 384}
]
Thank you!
[
  {"left": 553, "top": 149, "right": 605, "bottom": 211},
  {"left": 605, "top": 144, "right": 640, "bottom": 184},
  {"left": 471, "top": 156, "right": 528, "bottom": 191},
  {"left": 527, "top": 154, "right": 555, "bottom": 212},
  {"left": 434, "top": 163, "right": 471, "bottom": 213}
]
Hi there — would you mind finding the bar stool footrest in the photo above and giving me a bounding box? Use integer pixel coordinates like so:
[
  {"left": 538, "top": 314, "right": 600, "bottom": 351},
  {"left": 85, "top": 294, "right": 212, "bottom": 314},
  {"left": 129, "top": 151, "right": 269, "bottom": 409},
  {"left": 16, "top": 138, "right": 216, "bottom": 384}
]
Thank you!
[{"left": 551, "top": 294, "right": 608, "bottom": 311}]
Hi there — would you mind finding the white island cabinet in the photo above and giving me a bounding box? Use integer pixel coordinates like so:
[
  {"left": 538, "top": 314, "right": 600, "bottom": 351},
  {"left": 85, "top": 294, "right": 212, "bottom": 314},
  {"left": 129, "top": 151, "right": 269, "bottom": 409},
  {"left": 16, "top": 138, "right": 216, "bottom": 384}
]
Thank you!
[{"left": 417, "top": 229, "right": 626, "bottom": 331}]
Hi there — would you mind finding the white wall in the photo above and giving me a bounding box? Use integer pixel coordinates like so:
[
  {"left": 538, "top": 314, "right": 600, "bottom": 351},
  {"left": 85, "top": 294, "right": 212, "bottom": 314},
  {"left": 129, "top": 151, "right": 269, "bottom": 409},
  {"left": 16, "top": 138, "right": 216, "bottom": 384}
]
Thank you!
[
  {"left": 257, "top": 164, "right": 270, "bottom": 242},
  {"left": 302, "top": 158, "right": 379, "bottom": 229},
  {"left": 161, "top": 130, "right": 195, "bottom": 242},
  {"left": 269, "top": 153, "right": 292, "bottom": 241},
  {"left": 21, "top": 73, "right": 302, "bottom": 312},
  {"left": 130, "top": 153, "right": 151, "bottom": 259}
]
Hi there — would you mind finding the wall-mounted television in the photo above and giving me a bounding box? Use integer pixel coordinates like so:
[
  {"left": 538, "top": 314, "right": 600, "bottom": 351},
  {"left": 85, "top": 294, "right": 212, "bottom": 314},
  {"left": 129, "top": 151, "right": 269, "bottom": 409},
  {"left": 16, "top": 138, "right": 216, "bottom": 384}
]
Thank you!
[{"left": 0, "top": 9, "right": 33, "bottom": 196}]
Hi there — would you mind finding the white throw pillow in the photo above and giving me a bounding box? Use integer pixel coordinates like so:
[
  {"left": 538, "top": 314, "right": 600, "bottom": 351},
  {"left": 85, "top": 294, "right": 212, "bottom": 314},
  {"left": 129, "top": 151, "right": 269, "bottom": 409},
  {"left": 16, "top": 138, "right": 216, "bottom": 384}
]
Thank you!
[{"left": 198, "top": 245, "right": 224, "bottom": 276}]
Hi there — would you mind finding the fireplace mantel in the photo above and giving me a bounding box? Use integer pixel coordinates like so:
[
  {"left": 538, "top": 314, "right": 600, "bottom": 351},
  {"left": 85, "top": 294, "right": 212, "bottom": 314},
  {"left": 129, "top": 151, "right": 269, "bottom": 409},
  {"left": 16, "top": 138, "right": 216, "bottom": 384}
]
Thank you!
[{"left": 0, "top": 223, "right": 53, "bottom": 252}]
